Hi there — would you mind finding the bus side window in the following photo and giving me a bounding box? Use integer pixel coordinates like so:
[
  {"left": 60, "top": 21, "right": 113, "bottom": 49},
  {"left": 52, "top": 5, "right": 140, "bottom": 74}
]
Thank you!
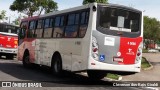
[
  {"left": 65, "top": 13, "right": 79, "bottom": 38},
  {"left": 35, "top": 19, "right": 43, "bottom": 38},
  {"left": 43, "top": 18, "right": 53, "bottom": 38},
  {"left": 28, "top": 21, "right": 36, "bottom": 38},
  {"left": 79, "top": 11, "right": 89, "bottom": 38},
  {"left": 53, "top": 16, "right": 64, "bottom": 38},
  {"left": 19, "top": 28, "right": 26, "bottom": 39},
  {"left": 19, "top": 22, "right": 28, "bottom": 39}
]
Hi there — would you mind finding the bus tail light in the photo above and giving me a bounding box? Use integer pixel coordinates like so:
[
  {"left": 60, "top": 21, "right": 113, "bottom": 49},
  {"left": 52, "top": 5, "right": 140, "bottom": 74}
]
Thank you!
[
  {"left": 14, "top": 40, "right": 18, "bottom": 45},
  {"left": 92, "top": 37, "right": 99, "bottom": 60},
  {"left": 135, "top": 42, "right": 143, "bottom": 64},
  {"left": 0, "top": 44, "right": 2, "bottom": 47}
]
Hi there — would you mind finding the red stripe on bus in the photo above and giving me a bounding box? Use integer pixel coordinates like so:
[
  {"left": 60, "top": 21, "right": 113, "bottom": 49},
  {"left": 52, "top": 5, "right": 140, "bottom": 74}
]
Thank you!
[{"left": 119, "top": 37, "right": 142, "bottom": 65}]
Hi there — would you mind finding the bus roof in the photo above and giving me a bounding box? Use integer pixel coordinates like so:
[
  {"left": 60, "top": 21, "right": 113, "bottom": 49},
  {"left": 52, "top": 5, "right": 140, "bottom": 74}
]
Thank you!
[
  {"left": 21, "top": 16, "right": 39, "bottom": 22},
  {"left": 42, "top": 3, "right": 141, "bottom": 18},
  {"left": 40, "top": 3, "right": 92, "bottom": 18},
  {"left": 98, "top": 3, "right": 141, "bottom": 12},
  {"left": 0, "top": 23, "right": 19, "bottom": 27},
  {"left": 0, "top": 32, "right": 18, "bottom": 36},
  {"left": 21, "top": 3, "right": 141, "bottom": 21}
]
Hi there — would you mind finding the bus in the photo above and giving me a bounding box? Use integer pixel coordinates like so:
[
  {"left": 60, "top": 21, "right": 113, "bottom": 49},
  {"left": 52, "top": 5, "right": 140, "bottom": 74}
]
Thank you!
[
  {"left": 18, "top": 3, "right": 143, "bottom": 79},
  {"left": 0, "top": 23, "right": 19, "bottom": 59}
]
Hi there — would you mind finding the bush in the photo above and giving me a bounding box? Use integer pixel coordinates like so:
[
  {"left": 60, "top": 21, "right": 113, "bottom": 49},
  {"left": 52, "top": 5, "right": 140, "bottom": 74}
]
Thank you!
[
  {"left": 142, "top": 49, "right": 148, "bottom": 53},
  {"left": 141, "top": 57, "right": 151, "bottom": 69}
]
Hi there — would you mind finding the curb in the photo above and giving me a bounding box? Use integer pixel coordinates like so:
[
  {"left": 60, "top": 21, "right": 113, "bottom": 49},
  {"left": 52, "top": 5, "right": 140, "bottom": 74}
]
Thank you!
[
  {"left": 142, "top": 57, "right": 154, "bottom": 71},
  {"left": 104, "top": 75, "right": 122, "bottom": 81}
]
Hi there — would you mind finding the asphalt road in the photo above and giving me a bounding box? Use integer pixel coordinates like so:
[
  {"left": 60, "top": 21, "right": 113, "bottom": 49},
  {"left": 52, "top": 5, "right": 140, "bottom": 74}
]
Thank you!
[{"left": 0, "top": 56, "right": 147, "bottom": 90}]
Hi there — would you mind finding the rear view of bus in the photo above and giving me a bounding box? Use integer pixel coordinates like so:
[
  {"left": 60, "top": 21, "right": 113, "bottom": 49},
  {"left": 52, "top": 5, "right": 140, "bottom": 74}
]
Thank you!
[
  {"left": 88, "top": 3, "right": 143, "bottom": 79},
  {"left": 0, "top": 23, "right": 18, "bottom": 59}
]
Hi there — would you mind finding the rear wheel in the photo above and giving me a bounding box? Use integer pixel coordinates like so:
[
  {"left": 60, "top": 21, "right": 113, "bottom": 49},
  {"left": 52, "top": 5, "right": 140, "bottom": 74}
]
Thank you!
[
  {"left": 87, "top": 70, "right": 107, "bottom": 80},
  {"left": 23, "top": 53, "right": 31, "bottom": 68},
  {"left": 51, "top": 55, "right": 62, "bottom": 76}
]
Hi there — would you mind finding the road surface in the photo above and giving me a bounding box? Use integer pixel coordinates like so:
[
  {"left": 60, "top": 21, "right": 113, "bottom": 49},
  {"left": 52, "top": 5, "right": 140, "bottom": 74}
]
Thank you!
[{"left": 0, "top": 56, "right": 150, "bottom": 90}]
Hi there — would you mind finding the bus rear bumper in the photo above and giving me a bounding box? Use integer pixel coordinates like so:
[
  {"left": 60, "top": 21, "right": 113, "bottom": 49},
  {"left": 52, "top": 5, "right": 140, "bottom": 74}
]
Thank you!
[
  {"left": 88, "top": 59, "right": 141, "bottom": 73},
  {"left": 0, "top": 47, "right": 17, "bottom": 55}
]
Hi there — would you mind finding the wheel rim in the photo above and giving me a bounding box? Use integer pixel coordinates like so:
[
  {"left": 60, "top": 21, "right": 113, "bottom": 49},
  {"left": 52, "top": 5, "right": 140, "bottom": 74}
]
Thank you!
[
  {"left": 24, "top": 56, "right": 29, "bottom": 64},
  {"left": 54, "top": 60, "right": 61, "bottom": 73}
]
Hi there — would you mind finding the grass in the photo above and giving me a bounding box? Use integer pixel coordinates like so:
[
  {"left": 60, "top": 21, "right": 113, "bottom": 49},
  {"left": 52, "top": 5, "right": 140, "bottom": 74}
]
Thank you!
[
  {"left": 141, "top": 57, "right": 151, "bottom": 69},
  {"left": 142, "top": 49, "right": 148, "bottom": 53},
  {"left": 106, "top": 73, "right": 120, "bottom": 80}
]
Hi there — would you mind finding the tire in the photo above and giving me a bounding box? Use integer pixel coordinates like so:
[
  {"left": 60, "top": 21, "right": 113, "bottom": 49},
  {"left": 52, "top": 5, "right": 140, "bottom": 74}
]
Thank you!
[
  {"left": 51, "top": 55, "right": 62, "bottom": 76},
  {"left": 23, "top": 53, "right": 31, "bottom": 68},
  {"left": 87, "top": 70, "right": 107, "bottom": 80}
]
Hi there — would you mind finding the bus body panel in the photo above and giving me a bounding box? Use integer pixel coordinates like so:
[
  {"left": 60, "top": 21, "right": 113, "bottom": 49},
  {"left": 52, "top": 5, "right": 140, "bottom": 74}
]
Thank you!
[
  {"left": 20, "top": 37, "right": 90, "bottom": 71},
  {"left": 89, "top": 32, "right": 142, "bottom": 72},
  {"left": 18, "top": 38, "right": 36, "bottom": 63}
]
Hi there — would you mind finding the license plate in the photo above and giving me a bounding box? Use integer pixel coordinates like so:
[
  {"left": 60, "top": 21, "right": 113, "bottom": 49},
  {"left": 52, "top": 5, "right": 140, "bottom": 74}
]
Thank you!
[
  {"left": 113, "top": 57, "right": 123, "bottom": 62},
  {"left": 4, "top": 50, "right": 12, "bottom": 52}
]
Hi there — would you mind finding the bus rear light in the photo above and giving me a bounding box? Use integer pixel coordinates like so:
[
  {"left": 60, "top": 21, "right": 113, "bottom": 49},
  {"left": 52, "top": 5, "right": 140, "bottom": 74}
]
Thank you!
[
  {"left": 14, "top": 41, "right": 18, "bottom": 45},
  {"left": 0, "top": 44, "right": 2, "bottom": 47},
  {"left": 92, "top": 37, "right": 99, "bottom": 60},
  {"left": 137, "top": 52, "right": 141, "bottom": 56},
  {"left": 135, "top": 42, "right": 143, "bottom": 64},
  {"left": 91, "top": 63, "right": 96, "bottom": 65},
  {"left": 93, "top": 48, "right": 98, "bottom": 52}
]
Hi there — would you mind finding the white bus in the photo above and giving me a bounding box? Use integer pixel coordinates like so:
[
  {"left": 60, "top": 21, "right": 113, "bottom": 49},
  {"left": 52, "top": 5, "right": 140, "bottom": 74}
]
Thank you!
[{"left": 18, "top": 3, "right": 143, "bottom": 79}]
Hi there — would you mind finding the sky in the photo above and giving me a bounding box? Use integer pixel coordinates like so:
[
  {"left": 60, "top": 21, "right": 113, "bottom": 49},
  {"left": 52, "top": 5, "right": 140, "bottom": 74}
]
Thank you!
[{"left": 0, "top": 0, "right": 160, "bottom": 23}]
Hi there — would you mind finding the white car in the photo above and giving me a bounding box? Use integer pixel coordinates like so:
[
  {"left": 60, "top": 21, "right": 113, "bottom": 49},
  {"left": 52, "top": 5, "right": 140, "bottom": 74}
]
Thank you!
[{"left": 148, "top": 49, "right": 159, "bottom": 53}]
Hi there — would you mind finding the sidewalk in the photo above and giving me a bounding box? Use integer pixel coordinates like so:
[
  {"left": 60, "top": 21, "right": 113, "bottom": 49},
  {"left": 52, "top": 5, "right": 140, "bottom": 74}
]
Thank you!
[{"left": 122, "top": 53, "right": 160, "bottom": 81}]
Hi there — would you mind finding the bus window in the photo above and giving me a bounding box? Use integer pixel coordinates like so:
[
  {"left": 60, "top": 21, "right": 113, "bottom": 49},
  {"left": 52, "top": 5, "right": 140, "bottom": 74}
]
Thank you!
[
  {"left": 65, "top": 13, "right": 79, "bottom": 38},
  {"left": 81, "top": 12, "right": 86, "bottom": 24},
  {"left": 98, "top": 7, "right": 140, "bottom": 32},
  {"left": 53, "top": 16, "right": 64, "bottom": 38},
  {"left": 28, "top": 21, "right": 36, "bottom": 38},
  {"left": 35, "top": 20, "right": 43, "bottom": 38},
  {"left": 75, "top": 14, "right": 80, "bottom": 25},
  {"left": 67, "top": 14, "right": 75, "bottom": 25},
  {"left": 19, "top": 28, "right": 26, "bottom": 39},
  {"left": 44, "top": 18, "right": 50, "bottom": 28},
  {"left": 54, "top": 17, "right": 60, "bottom": 27},
  {"left": 44, "top": 18, "right": 53, "bottom": 38},
  {"left": 79, "top": 11, "right": 89, "bottom": 38},
  {"left": 60, "top": 16, "right": 64, "bottom": 26},
  {"left": 50, "top": 18, "right": 54, "bottom": 27}
]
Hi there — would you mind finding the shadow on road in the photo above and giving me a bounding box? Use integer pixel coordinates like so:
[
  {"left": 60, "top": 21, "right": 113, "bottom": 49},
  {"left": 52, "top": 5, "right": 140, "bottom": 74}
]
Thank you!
[
  {"left": 0, "top": 56, "right": 15, "bottom": 60},
  {"left": 0, "top": 59, "right": 113, "bottom": 86},
  {"left": 150, "top": 62, "right": 160, "bottom": 66}
]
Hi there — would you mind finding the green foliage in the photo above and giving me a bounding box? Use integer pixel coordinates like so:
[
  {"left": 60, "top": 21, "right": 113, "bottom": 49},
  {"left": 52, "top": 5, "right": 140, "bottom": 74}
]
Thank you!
[
  {"left": 10, "top": 0, "right": 58, "bottom": 17},
  {"left": 141, "top": 57, "right": 151, "bottom": 69},
  {"left": 83, "top": 0, "right": 108, "bottom": 5},
  {"left": 144, "top": 16, "right": 160, "bottom": 49},
  {"left": 142, "top": 49, "right": 148, "bottom": 53},
  {"left": 12, "top": 14, "right": 27, "bottom": 25},
  {"left": 0, "top": 10, "right": 6, "bottom": 20},
  {"left": 106, "top": 73, "right": 119, "bottom": 80}
]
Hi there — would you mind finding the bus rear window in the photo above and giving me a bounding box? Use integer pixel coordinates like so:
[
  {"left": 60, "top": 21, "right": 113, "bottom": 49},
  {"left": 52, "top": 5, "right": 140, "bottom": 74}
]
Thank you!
[{"left": 98, "top": 6, "right": 140, "bottom": 32}]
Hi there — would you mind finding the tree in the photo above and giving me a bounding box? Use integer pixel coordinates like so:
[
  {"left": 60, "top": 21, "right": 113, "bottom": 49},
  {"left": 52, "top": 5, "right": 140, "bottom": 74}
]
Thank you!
[
  {"left": 12, "top": 14, "right": 26, "bottom": 25},
  {"left": 10, "top": 0, "right": 58, "bottom": 17},
  {"left": 83, "top": 0, "right": 108, "bottom": 5},
  {"left": 0, "top": 10, "right": 6, "bottom": 20},
  {"left": 143, "top": 16, "right": 160, "bottom": 49}
]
